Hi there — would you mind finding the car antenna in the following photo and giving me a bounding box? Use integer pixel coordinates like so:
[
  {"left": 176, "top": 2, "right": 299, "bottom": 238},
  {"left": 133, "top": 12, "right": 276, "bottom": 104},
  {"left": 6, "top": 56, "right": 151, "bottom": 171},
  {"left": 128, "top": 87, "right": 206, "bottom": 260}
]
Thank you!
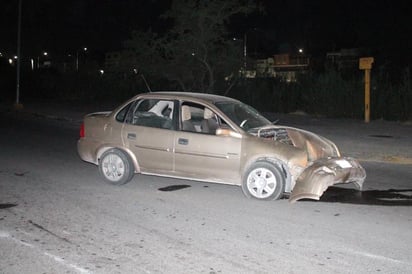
[{"left": 141, "top": 74, "right": 152, "bottom": 93}]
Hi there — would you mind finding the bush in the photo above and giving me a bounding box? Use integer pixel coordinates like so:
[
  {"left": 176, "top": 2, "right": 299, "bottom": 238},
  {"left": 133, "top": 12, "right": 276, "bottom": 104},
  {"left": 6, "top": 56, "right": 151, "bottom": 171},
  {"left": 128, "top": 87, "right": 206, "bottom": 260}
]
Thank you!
[
  {"left": 19, "top": 69, "right": 148, "bottom": 104},
  {"left": 16, "top": 65, "right": 412, "bottom": 121},
  {"left": 228, "top": 67, "right": 411, "bottom": 121},
  {"left": 373, "top": 68, "right": 411, "bottom": 120}
]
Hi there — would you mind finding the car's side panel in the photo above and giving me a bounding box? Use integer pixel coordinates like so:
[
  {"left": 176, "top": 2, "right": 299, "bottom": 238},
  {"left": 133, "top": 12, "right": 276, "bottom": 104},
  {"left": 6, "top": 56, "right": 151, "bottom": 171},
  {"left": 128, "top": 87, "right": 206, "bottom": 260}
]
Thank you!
[
  {"left": 77, "top": 137, "right": 100, "bottom": 164},
  {"left": 78, "top": 112, "right": 116, "bottom": 164},
  {"left": 173, "top": 131, "right": 242, "bottom": 184},
  {"left": 121, "top": 124, "right": 175, "bottom": 173}
]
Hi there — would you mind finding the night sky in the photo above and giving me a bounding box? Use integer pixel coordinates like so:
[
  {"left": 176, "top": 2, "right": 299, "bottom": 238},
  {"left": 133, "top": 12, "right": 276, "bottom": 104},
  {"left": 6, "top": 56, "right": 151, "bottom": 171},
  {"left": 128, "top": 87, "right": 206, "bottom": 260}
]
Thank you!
[{"left": 1, "top": 0, "right": 411, "bottom": 65}]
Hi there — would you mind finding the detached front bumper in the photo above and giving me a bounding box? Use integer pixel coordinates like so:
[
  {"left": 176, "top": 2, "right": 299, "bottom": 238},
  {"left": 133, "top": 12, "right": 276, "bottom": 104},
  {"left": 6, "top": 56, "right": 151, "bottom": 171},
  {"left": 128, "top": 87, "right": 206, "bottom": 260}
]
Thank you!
[{"left": 289, "top": 157, "right": 366, "bottom": 203}]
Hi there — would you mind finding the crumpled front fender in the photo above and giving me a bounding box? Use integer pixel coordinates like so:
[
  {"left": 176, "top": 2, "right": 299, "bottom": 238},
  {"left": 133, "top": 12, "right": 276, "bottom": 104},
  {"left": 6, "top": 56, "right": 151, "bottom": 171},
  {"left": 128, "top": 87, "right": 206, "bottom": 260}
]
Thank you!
[{"left": 289, "top": 157, "right": 366, "bottom": 203}]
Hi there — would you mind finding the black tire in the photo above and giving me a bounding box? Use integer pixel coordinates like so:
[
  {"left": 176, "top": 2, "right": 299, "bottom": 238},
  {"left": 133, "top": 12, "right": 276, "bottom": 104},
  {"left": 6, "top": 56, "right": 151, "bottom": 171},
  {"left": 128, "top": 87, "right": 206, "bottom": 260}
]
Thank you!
[
  {"left": 242, "top": 161, "right": 285, "bottom": 200},
  {"left": 98, "top": 149, "right": 134, "bottom": 185}
]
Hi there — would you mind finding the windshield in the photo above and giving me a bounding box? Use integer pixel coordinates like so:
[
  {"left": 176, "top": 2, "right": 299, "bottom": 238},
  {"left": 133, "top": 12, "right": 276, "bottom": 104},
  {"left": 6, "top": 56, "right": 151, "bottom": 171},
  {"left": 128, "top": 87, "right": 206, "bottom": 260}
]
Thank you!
[{"left": 215, "top": 101, "right": 272, "bottom": 131}]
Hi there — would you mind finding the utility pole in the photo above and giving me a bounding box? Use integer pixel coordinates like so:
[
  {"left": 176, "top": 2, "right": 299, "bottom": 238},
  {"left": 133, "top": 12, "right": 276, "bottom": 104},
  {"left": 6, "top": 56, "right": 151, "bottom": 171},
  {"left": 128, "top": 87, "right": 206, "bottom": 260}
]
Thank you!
[
  {"left": 243, "top": 32, "right": 247, "bottom": 70},
  {"left": 14, "top": 0, "right": 23, "bottom": 110}
]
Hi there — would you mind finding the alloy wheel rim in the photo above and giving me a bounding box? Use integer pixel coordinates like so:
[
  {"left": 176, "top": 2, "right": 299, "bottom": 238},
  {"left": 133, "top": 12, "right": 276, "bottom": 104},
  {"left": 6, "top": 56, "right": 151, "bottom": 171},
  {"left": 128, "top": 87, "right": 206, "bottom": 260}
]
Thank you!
[
  {"left": 102, "top": 154, "right": 125, "bottom": 181},
  {"left": 247, "top": 167, "right": 277, "bottom": 198}
]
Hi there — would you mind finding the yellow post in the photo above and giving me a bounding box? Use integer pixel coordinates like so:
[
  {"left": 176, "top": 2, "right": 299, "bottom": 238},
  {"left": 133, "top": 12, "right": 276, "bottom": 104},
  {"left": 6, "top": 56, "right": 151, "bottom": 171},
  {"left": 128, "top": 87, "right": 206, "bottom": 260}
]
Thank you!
[
  {"left": 364, "top": 69, "right": 371, "bottom": 123},
  {"left": 359, "top": 57, "right": 374, "bottom": 123}
]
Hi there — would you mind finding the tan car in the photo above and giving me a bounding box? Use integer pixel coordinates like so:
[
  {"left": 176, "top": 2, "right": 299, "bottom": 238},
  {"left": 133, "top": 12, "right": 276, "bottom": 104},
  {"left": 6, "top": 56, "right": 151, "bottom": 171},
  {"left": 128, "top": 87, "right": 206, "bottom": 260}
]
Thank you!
[{"left": 77, "top": 92, "right": 366, "bottom": 202}]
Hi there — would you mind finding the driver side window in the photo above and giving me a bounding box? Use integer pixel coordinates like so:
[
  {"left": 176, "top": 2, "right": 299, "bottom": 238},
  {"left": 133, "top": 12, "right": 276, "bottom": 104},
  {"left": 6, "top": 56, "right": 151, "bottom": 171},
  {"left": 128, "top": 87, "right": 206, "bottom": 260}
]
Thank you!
[
  {"left": 180, "top": 102, "right": 203, "bottom": 133},
  {"left": 180, "top": 102, "right": 228, "bottom": 134}
]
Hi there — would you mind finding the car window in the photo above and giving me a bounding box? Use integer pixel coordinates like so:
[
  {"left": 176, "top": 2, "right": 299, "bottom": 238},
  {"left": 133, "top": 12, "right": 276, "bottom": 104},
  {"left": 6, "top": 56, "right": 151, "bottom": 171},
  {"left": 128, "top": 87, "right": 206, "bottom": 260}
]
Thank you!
[
  {"left": 215, "top": 101, "right": 271, "bottom": 131},
  {"left": 180, "top": 102, "right": 228, "bottom": 134},
  {"left": 125, "top": 99, "right": 176, "bottom": 130},
  {"left": 115, "top": 102, "right": 133, "bottom": 122}
]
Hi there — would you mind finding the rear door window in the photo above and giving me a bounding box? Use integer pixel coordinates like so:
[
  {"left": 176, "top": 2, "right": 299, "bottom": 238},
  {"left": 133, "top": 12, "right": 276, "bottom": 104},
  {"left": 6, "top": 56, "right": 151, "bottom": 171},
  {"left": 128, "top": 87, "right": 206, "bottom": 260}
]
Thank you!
[{"left": 125, "top": 99, "right": 176, "bottom": 130}]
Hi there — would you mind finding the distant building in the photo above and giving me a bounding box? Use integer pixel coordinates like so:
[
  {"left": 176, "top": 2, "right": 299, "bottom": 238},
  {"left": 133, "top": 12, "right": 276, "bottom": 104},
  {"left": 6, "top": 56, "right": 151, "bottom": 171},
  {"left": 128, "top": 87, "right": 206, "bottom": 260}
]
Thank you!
[
  {"left": 326, "top": 48, "right": 361, "bottom": 71},
  {"left": 242, "top": 53, "right": 310, "bottom": 82}
]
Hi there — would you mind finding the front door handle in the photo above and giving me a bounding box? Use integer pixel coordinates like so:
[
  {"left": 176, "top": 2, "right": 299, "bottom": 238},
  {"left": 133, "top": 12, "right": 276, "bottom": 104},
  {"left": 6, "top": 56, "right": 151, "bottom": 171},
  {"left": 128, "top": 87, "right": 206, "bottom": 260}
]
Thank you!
[
  {"left": 178, "top": 138, "right": 188, "bottom": 145},
  {"left": 127, "top": 133, "right": 136, "bottom": 140}
]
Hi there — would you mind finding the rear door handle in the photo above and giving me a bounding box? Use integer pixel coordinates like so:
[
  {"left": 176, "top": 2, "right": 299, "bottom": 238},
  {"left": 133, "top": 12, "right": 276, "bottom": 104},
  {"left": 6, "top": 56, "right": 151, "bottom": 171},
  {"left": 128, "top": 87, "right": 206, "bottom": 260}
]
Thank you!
[
  {"left": 127, "top": 133, "right": 136, "bottom": 140},
  {"left": 178, "top": 138, "right": 188, "bottom": 145}
]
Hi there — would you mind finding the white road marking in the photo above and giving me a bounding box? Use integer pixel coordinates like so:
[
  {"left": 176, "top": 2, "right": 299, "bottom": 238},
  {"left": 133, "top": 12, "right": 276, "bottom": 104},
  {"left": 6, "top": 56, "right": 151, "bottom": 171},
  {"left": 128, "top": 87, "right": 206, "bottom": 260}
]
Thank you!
[
  {"left": 0, "top": 230, "right": 92, "bottom": 274},
  {"left": 349, "top": 248, "right": 411, "bottom": 265},
  {"left": 0, "top": 231, "right": 10, "bottom": 238},
  {"left": 44, "top": 252, "right": 91, "bottom": 274}
]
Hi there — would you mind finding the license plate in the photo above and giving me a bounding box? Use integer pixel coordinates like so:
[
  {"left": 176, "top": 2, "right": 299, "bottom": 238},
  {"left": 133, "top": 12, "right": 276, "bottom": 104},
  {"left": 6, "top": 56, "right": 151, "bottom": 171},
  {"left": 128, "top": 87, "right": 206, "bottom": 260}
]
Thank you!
[{"left": 336, "top": 159, "right": 352, "bottom": 168}]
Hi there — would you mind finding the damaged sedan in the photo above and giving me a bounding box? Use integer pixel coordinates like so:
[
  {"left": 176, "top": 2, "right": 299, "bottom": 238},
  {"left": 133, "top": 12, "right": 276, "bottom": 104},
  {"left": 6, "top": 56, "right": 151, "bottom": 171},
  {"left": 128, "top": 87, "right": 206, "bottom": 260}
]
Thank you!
[{"left": 77, "top": 92, "right": 366, "bottom": 202}]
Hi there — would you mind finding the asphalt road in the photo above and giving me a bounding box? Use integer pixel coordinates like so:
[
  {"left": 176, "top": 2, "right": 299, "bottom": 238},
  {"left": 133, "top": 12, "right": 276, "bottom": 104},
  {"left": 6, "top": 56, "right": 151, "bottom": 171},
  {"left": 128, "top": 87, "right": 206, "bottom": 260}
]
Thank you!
[{"left": 1, "top": 111, "right": 411, "bottom": 274}]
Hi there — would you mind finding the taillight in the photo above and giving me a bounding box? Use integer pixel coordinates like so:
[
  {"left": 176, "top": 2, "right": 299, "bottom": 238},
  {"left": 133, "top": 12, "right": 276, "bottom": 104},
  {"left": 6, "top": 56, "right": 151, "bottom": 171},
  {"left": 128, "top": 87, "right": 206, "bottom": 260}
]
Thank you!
[{"left": 80, "top": 123, "right": 85, "bottom": 138}]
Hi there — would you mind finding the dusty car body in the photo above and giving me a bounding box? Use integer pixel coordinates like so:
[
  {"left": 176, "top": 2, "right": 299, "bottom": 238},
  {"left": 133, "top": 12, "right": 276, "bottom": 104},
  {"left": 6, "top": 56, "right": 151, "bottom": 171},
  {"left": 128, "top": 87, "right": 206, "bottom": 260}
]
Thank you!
[{"left": 77, "top": 92, "right": 366, "bottom": 202}]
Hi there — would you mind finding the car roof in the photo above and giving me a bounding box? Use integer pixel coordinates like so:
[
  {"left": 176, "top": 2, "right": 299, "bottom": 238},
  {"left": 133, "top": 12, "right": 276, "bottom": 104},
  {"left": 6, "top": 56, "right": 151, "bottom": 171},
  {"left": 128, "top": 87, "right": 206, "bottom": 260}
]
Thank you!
[{"left": 136, "top": 91, "right": 240, "bottom": 105}]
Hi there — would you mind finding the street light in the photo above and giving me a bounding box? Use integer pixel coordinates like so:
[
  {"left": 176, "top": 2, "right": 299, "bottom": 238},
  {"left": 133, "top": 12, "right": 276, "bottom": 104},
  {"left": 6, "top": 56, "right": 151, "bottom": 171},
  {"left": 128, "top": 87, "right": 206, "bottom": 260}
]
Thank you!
[
  {"left": 242, "top": 28, "right": 262, "bottom": 69},
  {"left": 76, "top": 47, "right": 88, "bottom": 71},
  {"left": 37, "top": 51, "right": 48, "bottom": 69},
  {"left": 297, "top": 48, "right": 304, "bottom": 66}
]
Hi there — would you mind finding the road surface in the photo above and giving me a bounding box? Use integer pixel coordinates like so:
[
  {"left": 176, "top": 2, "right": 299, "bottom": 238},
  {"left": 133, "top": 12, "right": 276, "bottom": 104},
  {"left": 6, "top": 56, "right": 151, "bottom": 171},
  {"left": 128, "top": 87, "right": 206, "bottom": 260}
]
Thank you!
[{"left": 1, "top": 110, "right": 411, "bottom": 273}]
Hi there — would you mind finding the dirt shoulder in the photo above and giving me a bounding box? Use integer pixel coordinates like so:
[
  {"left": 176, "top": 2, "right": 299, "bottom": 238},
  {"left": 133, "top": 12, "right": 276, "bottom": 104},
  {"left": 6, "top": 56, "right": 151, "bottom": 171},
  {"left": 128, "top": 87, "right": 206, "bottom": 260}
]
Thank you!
[{"left": 270, "top": 113, "right": 412, "bottom": 165}]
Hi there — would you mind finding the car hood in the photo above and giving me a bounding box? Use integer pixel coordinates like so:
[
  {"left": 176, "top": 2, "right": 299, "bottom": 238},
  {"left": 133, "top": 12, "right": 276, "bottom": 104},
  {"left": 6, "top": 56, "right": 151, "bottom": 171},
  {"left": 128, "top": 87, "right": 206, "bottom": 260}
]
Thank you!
[
  {"left": 249, "top": 125, "right": 340, "bottom": 161},
  {"left": 249, "top": 125, "right": 366, "bottom": 202}
]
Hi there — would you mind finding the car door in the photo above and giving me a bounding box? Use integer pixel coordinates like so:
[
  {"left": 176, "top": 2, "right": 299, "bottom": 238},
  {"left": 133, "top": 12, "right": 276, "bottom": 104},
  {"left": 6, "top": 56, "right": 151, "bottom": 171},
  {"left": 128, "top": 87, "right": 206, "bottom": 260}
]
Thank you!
[
  {"left": 121, "top": 98, "right": 176, "bottom": 174},
  {"left": 174, "top": 102, "right": 242, "bottom": 184}
]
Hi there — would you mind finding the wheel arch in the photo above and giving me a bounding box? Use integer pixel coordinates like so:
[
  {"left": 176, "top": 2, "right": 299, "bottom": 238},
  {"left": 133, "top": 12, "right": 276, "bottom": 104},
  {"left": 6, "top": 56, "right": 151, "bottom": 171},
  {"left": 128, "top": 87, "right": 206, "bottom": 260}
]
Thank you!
[
  {"left": 243, "top": 156, "right": 292, "bottom": 193},
  {"left": 96, "top": 145, "right": 141, "bottom": 173}
]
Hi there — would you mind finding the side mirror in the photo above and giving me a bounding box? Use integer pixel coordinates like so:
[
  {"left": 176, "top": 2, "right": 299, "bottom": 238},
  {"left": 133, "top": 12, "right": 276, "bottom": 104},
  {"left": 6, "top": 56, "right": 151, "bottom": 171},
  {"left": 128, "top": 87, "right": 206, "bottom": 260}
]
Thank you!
[{"left": 216, "top": 128, "right": 242, "bottom": 138}]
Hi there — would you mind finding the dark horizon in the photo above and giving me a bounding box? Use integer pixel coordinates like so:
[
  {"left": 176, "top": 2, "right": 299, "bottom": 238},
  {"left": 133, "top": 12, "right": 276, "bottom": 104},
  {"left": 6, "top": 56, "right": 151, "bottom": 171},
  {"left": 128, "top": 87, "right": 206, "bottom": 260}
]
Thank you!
[{"left": 1, "top": 0, "right": 411, "bottom": 65}]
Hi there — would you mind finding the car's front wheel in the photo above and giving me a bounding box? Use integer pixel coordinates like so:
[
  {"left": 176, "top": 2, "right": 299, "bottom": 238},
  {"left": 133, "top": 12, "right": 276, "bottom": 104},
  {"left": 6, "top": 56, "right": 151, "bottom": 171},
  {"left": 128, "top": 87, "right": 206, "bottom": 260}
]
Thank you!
[
  {"left": 99, "top": 149, "right": 134, "bottom": 185},
  {"left": 242, "top": 161, "right": 285, "bottom": 200}
]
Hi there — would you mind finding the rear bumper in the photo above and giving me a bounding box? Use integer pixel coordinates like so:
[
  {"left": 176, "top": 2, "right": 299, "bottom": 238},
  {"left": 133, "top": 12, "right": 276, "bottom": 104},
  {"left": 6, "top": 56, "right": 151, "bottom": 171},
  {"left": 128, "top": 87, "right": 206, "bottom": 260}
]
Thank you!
[
  {"left": 77, "top": 138, "right": 99, "bottom": 164},
  {"left": 289, "top": 157, "right": 366, "bottom": 203}
]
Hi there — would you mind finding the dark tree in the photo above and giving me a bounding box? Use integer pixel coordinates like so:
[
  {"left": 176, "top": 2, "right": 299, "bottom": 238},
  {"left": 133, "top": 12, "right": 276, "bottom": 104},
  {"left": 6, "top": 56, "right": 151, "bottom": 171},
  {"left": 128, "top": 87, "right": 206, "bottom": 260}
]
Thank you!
[{"left": 124, "top": 0, "right": 257, "bottom": 93}]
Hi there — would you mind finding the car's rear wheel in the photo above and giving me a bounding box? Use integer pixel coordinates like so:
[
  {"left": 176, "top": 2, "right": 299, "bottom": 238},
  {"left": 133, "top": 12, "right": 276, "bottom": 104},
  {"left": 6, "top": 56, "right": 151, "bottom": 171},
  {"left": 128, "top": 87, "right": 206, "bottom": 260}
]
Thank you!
[
  {"left": 242, "top": 161, "right": 285, "bottom": 200},
  {"left": 99, "top": 149, "right": 134, "bottom": 185}
]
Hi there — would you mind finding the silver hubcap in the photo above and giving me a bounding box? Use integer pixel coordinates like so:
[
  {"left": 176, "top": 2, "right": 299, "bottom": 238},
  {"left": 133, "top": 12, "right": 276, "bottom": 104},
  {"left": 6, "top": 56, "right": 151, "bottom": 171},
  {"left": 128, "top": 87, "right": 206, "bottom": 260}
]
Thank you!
[
  {"left": 247, "top": 167, "right": 277, "bottom": 199},
  {"left": 102, "top": 154, "right": 125, "bottom": 182}
]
